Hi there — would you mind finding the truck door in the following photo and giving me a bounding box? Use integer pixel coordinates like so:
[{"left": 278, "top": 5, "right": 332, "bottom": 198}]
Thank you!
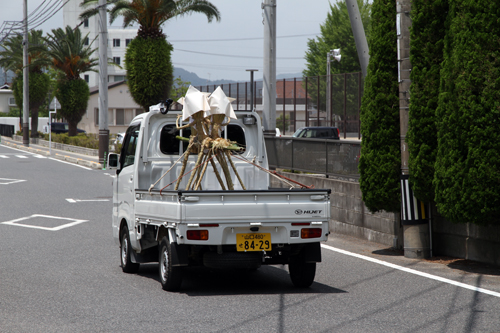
[{"left": 116, "top": 123, "right": 140, "bottom": 248}]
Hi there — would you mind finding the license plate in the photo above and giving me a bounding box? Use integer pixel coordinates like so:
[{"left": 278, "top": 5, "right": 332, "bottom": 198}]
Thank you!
[{"left": 236, "top": 233, "right": 271, "bottom": 252}]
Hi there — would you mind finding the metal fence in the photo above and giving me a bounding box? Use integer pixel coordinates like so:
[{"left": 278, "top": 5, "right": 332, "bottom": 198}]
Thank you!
[
  {"left": 265, "top": 137, "right": 361, "bottom": 179},
  {"left": 193, "top": 71, "right": 364, "bottom": 138}
]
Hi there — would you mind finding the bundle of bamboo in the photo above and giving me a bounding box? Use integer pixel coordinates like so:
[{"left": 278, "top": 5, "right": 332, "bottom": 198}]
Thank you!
[{"left": 174, "top": 86, "right": 245, "bottom": 191}]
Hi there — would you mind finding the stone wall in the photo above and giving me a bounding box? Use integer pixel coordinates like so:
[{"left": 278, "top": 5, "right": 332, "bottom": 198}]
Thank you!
[
  {"left": 270, "top": 172, "right": 402, "bottom": 248},
  {"left": 271, "top": 172, "right": 500, "bottom": 266}
]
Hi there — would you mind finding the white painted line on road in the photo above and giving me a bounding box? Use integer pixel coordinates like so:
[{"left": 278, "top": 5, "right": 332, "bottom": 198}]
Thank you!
[
  {"left": 15, "top": 155, "right": 28, "bottom": 158},
  {"left": 33, "top": 154, "right": 47, "bottom": 158},
  {"left": 48, "top": 157, "right": 92, "bottom": 170},
  {"left": 321, "top": 244, "right": 500, "bottom": 298},
  {"left": 0, "top": 178, "right": 27, "bottom": 185},
  {"left": 0, "top": 155, "right": 7, "bottom": 158},
  {"left": 66, "top": 198, "right": 110, "bottom": 203},
  {"left": 1, "top": 214, "right": 88, "bottom": 231}
]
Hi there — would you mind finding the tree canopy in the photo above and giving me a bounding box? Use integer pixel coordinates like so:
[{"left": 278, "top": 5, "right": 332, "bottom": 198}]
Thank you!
[
  {"left": 434, "top": 0, "right": 500, "bottom": 225},
  {"left": 358, "top": 0, "right": 400, "bottom": 213},
  {"left": 303, "top": 0, "right": 371, "bottom": 78}
]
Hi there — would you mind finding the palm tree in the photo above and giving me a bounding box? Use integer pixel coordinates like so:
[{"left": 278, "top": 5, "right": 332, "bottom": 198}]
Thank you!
[
  {"left": 43, "top": 26, "right": 98, "bottom": 136},
  {"left": 0, "top": 30, "right": 50, "bottom": 138},
  {"left": 79, "top": 0, "right": 220, "bottom": 111}
]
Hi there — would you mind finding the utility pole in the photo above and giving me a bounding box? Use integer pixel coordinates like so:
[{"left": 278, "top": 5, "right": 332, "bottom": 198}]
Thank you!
[
  {"left": 22, "top": 0, "right": 29, "bottom": 146},
  {"left": 98, "top": 0, "right": 109, "bottom": 165},
  {"left": 345, "top": 0, "right": 369, "bottom": 78},
  {"left": 326, "top": 49, "right": 341, "bottom": 125},
  {"left": 397, "top": 0, "right": 430, "bottom": 258},
  {"left": 262, "top": 0, "right": 276, "bottom": 137}
]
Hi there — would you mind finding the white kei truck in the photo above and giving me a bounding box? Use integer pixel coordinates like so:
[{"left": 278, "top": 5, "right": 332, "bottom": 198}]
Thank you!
[{"left": 108, "top": 100, "right": 331, "bottom": 291}]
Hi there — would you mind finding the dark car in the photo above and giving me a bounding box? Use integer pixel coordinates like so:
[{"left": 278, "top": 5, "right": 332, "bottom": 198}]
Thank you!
[
  {"left": 292, "top": 126, "right": 340, "bottom": 140},
  {"left": 51, "top": 122, "right": 86, "bottom": 134}
]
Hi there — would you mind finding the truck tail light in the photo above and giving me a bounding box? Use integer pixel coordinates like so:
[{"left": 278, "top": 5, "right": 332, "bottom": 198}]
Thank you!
[
  {"left": 187, "top": 230, "right": 209, "bottom": 240},
  {"left": 301, "top": 228, "right": 322, "bottom": 239}
]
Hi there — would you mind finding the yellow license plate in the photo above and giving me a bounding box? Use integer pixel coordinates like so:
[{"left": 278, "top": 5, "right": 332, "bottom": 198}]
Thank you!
[{"left": 236, "top": 233, "right": 271, "bottom": 252}]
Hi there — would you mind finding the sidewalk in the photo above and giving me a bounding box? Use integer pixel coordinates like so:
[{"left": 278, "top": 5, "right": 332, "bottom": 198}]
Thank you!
[{"left": 0, "top": 135, "right": 103, "bottom": 170}]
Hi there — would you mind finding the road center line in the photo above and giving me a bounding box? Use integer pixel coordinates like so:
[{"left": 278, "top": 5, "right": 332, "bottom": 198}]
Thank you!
[{"left": 321, "top": 243, "right": 500, "bottom": 298}]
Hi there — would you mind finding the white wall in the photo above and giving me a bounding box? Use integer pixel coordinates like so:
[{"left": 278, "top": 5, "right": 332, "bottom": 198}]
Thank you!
[{"left": 0, "top": 117, "right": 49, "bottom": 133}]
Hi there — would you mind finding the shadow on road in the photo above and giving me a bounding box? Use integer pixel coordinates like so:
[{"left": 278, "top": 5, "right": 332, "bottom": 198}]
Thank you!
[
  {"left": 135, "top": 264, "right": 346, "bottom": 296},
  {"left": 372, "top": 248, "right": 500, "bottom": 276}
]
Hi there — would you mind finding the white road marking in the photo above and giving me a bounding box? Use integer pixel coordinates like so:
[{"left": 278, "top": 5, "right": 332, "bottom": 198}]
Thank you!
[
  {"left": 321, "top": 244, "right": 500, "bottom": 298},
  {"left": 1, "top": 214, "right": 88, "bottom": 231},
  {"left": 15, "top": 155, "right": 28, "bottom": 158},
  {"left": 33, "top": 154, "right": 47, "bottom": 158},
  {"left": 0, "top": 155, "right": 8, "bottom": 158},
  {"left": 66, "top": 198, "right": 110, "bottom": 203},
  {"left": 0, "top": 178, "right": 27, "bottom": 185},
  {"left": 48, "top": 157, "right": 92, "bottom": 170}
]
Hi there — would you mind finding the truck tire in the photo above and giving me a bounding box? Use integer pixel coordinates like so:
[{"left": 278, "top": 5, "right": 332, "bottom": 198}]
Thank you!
[
  {"left": 159, "top": 237, "right": 182, "bottom": 291},
  {"left": 120, "top": 226, "right": 140, "bottom": 273},
  {"left": 289, "top": 261, "right": 316, "bottom": 288}
]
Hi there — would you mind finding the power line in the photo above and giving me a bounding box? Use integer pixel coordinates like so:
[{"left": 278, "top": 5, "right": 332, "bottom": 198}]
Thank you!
[
  {"left": 175, "top": 48, "right": 304, "bottom": 60},
  {"left": 170, "top": 33, "right": 319, "bottom": 43}
]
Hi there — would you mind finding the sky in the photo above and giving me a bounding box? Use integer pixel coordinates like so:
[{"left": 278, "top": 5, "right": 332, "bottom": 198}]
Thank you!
[{"left": 0, "top": 0, "right": 335, "bottom": 82}]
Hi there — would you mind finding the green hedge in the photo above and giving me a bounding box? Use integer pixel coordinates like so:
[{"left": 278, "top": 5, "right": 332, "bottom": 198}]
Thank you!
[
  {"left": 407, "top": 0, "right": 448, "bottom": 203},
  {"left": 434, "top": 1, "right": 500, "bottom": 225},
  {"left": 358, "top": 0, "right": 400, "bottom": 213}
]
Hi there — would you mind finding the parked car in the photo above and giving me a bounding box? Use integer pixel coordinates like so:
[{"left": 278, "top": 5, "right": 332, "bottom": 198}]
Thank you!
[
  {"left": 292, "top": 126, "right": 340, "bottom": 140},
  {"left": 51, "top": 122, "right": 86, "bottom": 134}
]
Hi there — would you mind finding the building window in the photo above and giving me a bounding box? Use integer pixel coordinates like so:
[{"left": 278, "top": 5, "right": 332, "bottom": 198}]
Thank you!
[
  {"left": 113, "top": 38, "right": 120, "bottom": 47},
  {"left": 84, "top": 74, "right": 89, "bottom": 83},
  {"left": 8, "top": 97, "right": 16, "bottom": 106},
  {"left": 113, "top": 75, "right": 125, "bottom": 82},
  {"left": 83, "top": 18, "right": 89, "bottom": 28},
  {"left": 125, "top": 38, "right": 132, "bottom": 46},
  {"left": 113, "top": 57, "right": 120, "bottom": 66},
  {"left": 84, "top": 37, "right": 89, "bottom": 46},
  {"left": 116, "top": 109, "right": 125, "bottom": 125},
  {"left": 94, "top": 108, "right": 99, "bottom": 126}
]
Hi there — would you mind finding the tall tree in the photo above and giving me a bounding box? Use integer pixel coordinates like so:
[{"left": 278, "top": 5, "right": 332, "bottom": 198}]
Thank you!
[
  {"left": 0, "top": 30, "right": 50, "bottom": 137},
  {"left": 406, "top": 0, "right": 448, "bottom": 203},
  {"left": 303, "top": 0, "right": 371, "bottom": 77},
  {"left": 79, "top": 0, "right": 220, "bottom": 112},
  {"left": 43, "top": 26, "right": 98, "bottom": 136},
  {"left": 302, "top": 0, "right": 371, "bottom": 123},
  {"left": 434, "top": 1, "right": 500, "bottom": 225},
  {"left": 358, "top": 0, "right": 400, "bottom": 213}
]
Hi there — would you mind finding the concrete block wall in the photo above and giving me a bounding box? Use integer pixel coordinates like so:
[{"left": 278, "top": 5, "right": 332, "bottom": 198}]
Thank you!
[
  {"left": 270, "top": 172, "right": 401, "bottom": 248},
  {"left": 432, "top": 208, "right": 500, "bottom": 266}
]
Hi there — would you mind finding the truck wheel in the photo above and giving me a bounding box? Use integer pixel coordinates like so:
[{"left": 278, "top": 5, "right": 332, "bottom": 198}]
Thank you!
[
  {"left": 159, "top": 237, "right": 182, "bottom": 291},
  {"left": 289, "top": 261, "right": 316, "bottom": 288},
  {"left": 120, "top": 227, "right": 140, "bottom": 273}
]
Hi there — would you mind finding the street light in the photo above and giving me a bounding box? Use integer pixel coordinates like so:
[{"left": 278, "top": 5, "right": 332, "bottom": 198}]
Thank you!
[{"left": 326, "top": 49, "right": 341, "bottom": 125}]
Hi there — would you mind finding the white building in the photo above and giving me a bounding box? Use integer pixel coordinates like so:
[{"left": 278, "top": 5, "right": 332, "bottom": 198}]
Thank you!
[{"left": 63, "top": 0, "right": 136, "bottom": 87}]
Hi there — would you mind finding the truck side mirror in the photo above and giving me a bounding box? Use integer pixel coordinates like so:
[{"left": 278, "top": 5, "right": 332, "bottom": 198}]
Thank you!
[{"left": 108, "top": 153, "right": 119, "bottom": 169}]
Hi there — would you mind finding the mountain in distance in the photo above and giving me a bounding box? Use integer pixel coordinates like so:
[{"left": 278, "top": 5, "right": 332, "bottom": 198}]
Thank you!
[{"left": 173, "top": 67, "right": 303, "bottom": 86}]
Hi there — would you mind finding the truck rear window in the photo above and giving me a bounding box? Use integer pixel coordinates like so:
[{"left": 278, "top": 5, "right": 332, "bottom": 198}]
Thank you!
[{"left": 160, "top": 124, "right": 246, "bottom": 155}]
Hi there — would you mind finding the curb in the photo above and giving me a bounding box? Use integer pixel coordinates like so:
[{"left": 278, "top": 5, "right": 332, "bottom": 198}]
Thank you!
[{"left": 1, "top": 140, "right": 103, "bottom": 170}]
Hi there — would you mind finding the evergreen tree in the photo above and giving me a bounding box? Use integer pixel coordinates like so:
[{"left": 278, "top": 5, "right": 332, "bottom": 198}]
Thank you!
[
  {"left": 79, "top": 0, "right": 220, "bottom": 112},
  {"left": 434, "top": 1, "right": 500, "bottom": 225},
  {"left": 406, "top": 0, "right": 448, "bottom": 203},
  {"left": 358, "top": 0, "right": 400, "bottom": 213},
  {"left": 303, "top": 0, "right": 371, "bottom": 116}
]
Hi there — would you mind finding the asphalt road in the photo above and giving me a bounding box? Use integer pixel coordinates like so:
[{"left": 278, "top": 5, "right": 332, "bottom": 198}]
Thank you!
[{"left": 1, "top": 143, "right": 500, "bottom": 333}]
